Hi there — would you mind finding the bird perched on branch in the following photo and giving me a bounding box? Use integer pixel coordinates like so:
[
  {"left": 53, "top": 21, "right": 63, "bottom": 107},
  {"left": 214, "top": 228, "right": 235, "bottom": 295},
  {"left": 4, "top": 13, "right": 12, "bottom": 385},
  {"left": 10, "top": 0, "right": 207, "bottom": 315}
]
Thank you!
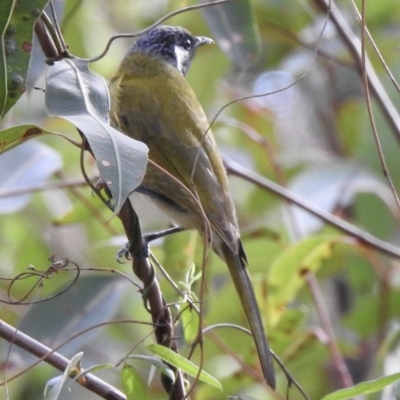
[{"left": 109, "top": 24, "right": 276, "bottom": 388}]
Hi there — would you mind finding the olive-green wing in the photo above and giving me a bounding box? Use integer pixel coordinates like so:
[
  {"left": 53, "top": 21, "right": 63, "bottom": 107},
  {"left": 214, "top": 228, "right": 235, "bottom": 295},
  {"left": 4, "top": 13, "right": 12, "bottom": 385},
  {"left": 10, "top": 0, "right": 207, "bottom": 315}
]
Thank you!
[{"left": 110, "top": 67, "right": 239, "bottom": 253}]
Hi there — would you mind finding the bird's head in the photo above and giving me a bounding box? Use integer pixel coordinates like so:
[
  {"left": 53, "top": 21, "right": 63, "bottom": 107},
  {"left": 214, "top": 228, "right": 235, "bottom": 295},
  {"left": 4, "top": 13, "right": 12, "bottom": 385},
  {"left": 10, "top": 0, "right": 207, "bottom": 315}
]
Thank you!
[{"left": 128, "top": 25, "right": 213, "bottom": 76}]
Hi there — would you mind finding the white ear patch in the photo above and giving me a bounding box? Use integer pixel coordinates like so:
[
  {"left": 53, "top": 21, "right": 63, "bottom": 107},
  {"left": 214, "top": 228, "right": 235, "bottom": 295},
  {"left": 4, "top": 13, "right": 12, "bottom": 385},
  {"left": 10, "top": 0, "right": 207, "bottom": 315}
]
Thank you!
[{"left": 174, "top": 45, "right": 189, "bottom": 75}]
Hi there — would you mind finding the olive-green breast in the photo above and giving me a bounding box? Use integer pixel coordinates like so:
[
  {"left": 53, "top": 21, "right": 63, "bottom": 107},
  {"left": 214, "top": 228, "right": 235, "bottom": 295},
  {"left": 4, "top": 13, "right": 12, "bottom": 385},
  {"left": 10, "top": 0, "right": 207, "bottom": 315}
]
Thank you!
[{"left": 109, "top": 52, "right": 239, "bottom": 252}]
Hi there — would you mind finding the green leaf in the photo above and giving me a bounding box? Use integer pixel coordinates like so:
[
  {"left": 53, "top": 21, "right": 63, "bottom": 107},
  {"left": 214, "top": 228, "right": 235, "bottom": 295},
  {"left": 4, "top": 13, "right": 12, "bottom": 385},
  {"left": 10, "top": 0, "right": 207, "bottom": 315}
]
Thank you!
[
  {"left": 178, "top": 264, "right": 201, "bottom": 343},
  {"left": 0, "top": 0, "right": 49, "bottom": 118},
  {"left": 147, "top": 344, "right": 222, "bottom": 390},
  {"left": 45, "top": 58, "right": 148, "bottom": 213},
  {"left": 0, "top": 124, "right": 48, "bottom": 152},
  {"left": 121, "top": 363, "right": 148, "bottom": 400},
  {"left": 180, "top": 301, "right": 200, "bottom": 343},
  {"left": 320, "top": 372, "right": 400, "bottom": 400},
  {"left": 268, "top": 235, "right": 341, "bottom": 325},
  {"left": 125, "top": 355, "right": 175, "bottom": 383}
]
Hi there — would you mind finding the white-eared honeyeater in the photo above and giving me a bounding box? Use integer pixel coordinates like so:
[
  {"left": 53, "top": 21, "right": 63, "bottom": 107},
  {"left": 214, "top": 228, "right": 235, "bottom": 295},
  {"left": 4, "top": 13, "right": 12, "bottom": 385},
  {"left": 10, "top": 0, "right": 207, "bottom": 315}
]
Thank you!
[{"left": 109, "top": 25, "right": 275, "bottom": 388}]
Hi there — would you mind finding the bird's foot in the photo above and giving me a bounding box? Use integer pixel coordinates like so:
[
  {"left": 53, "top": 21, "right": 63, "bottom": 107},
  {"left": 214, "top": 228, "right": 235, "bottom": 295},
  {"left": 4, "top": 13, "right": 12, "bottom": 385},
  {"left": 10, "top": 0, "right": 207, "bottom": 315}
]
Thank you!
[{"left": 115, "top": 225, "right": 184, "bottom": 262}]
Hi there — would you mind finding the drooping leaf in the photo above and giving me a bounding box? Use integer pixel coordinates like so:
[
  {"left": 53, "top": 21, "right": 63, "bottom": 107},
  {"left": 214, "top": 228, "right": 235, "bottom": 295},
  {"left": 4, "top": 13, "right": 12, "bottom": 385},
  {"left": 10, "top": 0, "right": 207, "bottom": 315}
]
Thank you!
[
  {"left": 45, "top": 58, "right": 148, "bottom": 213},
  {"left": 44, "top": 376, "right": 64, "bottom": 400},
  {"left": 44, "top": 352, "right": 83, "bottom": 400}
]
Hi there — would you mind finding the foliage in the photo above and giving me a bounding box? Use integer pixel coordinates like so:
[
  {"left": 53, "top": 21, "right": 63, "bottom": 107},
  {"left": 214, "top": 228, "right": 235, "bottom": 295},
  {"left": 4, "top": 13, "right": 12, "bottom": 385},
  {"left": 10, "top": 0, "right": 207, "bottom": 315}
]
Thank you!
[{"left": 1, "top": 0, "right": 400, "bottom": 399}]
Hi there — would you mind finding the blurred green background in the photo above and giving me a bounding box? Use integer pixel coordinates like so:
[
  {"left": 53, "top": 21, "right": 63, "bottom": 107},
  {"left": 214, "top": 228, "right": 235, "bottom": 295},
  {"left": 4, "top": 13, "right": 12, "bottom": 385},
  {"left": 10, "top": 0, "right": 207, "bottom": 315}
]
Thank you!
[{"left": 2, "top": 0, "right": 400, "bottom": 399}]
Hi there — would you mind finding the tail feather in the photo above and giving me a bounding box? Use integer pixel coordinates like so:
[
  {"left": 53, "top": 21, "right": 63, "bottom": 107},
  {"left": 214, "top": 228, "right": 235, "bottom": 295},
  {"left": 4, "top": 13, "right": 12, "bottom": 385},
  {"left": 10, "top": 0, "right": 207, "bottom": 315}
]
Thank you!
[{"left": 221, "top": 243, "right": 276, "bottom": 388}]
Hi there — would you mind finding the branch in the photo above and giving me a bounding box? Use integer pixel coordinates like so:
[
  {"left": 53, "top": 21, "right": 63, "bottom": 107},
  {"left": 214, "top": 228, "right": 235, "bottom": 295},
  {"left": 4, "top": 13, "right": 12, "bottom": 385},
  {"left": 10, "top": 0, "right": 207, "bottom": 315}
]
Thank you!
[
  {"left": 117, "top": 200, "right": 187, "bottom": 399},
  {"left": 0, "top": 177, "right": 88, "bottom": 198},
  {"left": 0, "top": 320, "right": 125, "bottom": 400},
  {"left": 224, "top": 157, "right": 400, "bottom": 259},
  {"left": 312, "top": 0, "right": 400, "bottom": 144}
]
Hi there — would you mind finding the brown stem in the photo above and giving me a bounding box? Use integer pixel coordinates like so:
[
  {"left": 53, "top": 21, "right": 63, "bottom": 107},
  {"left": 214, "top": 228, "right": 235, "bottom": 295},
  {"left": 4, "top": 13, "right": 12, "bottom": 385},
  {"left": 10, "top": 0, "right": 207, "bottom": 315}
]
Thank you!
[
  {"left": 34, "top": 18, "right": 58, "bottom": 59},
  {"left": 117, "top": 200, "right": 186, "bottom": 400}
]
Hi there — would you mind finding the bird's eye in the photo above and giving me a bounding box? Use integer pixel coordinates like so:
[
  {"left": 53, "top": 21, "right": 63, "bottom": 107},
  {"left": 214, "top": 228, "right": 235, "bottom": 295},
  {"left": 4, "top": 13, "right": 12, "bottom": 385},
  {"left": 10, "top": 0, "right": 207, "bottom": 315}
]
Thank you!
[{"left": 183, "top": 38, "right": 192, "bottom": 50}]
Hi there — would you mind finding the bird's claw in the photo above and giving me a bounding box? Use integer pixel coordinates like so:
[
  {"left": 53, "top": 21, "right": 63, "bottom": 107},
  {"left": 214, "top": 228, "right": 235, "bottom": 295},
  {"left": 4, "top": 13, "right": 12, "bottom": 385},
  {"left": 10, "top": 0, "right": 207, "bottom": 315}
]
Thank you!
[{"left": 115, "top": 242, "right": 132, "bottom": 263}]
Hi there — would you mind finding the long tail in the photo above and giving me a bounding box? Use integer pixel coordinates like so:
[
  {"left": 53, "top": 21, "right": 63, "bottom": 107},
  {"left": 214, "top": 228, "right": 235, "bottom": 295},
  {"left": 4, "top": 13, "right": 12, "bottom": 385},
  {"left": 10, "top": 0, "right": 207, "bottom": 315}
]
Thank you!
[{"left": 222, "top": 242, "right": 276, "bottom": 388}]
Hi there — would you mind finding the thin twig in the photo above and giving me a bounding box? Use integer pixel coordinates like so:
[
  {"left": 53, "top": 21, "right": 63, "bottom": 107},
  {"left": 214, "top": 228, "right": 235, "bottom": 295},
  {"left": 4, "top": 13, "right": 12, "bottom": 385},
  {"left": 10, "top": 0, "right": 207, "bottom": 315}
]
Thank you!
[
  {"left": 87, "top": 0, "right": 238, "bottom": 63},
  {"left": 40, "top": 11, "right": 64, "bottom": 56},
  {"left": 49, "top": 1, "right": 68, "bottom": 53},
  {"left": 55, "top": 172, "right": 120, "bottom": 236},
  {"left": 191, "top": 4, "right": 331, "bottom": 182},
  {"left": 312, "top": 0, "right": 400, "bottom": 143},
  {"left": 203, "top": 324, "right": 310, "bottom": 400},
  {"left": 0, "top": 177, "right": 89, "bottom": 198},
  {"left": 224, "top": 157, "right": 400, "bottom": 259},
  {"left": 265, "top": 19, "right": 355, "bottom": 70},
  {"left": 358, "top": 0, "right": 400, "bottom": 211},
  {"left": 222, "top": 118, "right": 302, "bottom": 240},
  {"left": 347, "top": 0, "right": 400, "bottom": 93},
  {"left": 305, "top": 272, "right": 354, "bottom": 388},
  {"left": 150, "top": 253, "right": 200, "bottom": 315}
]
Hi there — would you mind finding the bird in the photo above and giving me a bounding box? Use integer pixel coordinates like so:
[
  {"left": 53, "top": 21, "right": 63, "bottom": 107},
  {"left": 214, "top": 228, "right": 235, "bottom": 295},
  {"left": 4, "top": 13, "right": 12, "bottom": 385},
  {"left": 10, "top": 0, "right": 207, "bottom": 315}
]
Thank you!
[{"left": 109, "top": 25, "right": 276, "bottom": 388}]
